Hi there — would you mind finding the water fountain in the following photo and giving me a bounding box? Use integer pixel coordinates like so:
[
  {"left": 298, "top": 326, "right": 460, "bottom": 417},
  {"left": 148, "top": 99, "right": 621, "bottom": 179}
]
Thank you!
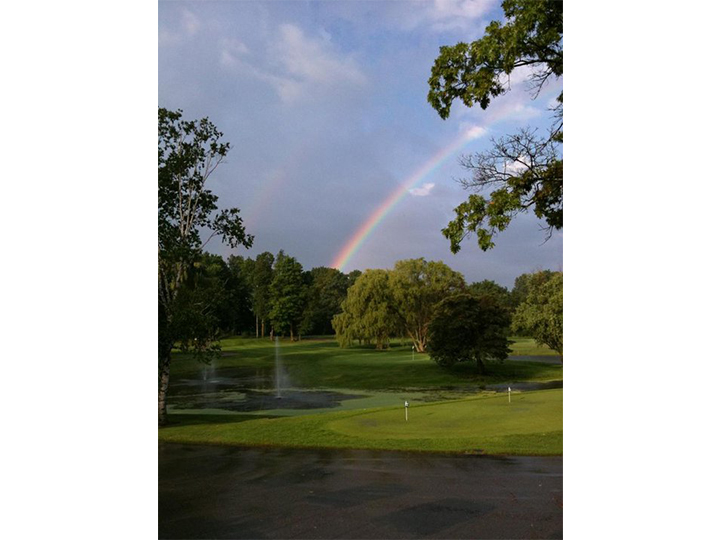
[{"left": 275, "top": 336, "right": 282, "bottom": 399}]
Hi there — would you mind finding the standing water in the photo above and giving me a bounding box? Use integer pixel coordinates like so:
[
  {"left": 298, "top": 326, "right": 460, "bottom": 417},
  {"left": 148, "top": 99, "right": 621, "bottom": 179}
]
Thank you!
[{"left": 275, "top": 337, "right": 282, "bottom": 399}]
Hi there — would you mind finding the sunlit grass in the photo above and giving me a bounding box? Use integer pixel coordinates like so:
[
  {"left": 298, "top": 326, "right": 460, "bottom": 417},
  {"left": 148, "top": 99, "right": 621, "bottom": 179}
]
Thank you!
[{"left": 159, "top": 389, "right": 562, "bottom": 455}]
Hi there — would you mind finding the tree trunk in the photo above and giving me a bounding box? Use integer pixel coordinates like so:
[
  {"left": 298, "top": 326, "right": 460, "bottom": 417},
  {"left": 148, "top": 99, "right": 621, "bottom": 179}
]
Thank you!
[
  {"left": 158, "top": 344, "right": 172, "bottom": 426},
  {"left": 261, "top": 319, "right": 265, "bottom": 338},
  {"left": 476, "top": 357, "right": 486, "bottom": 375},
  {"left": 290, "top": 326, "right": 294, "bottom": 342},
  {"left": 256, "top": 315, "right": 259, "bottom": 338}
]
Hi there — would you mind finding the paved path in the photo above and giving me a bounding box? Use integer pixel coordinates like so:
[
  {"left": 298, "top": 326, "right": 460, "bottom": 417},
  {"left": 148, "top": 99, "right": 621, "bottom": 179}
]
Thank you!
[
  {"left": 508, "top": 355, "right": 562, "bottom": 365},
  {"left": 159, "top": 443, "right": 562, "bottom": 539}
]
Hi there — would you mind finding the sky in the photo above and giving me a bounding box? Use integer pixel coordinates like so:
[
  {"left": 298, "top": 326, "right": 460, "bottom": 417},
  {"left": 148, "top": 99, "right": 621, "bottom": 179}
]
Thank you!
[{"left": 159, "top": 0, "right": 563, "bottom": 288}]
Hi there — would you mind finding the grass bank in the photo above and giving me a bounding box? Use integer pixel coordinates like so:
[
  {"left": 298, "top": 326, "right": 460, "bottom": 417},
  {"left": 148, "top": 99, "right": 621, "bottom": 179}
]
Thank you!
[{"left": 159, "top": 388, "right": 562, "bottom": 455}]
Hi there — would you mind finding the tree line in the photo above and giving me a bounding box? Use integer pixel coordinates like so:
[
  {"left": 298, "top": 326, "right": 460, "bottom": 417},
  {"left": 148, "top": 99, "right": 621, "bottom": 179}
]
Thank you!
[
  {"left": 182, "top": 250, "right": 562, "bottom": 361},
  {"left": 180, "top": 250, "right": 362, "bottom": 341}
]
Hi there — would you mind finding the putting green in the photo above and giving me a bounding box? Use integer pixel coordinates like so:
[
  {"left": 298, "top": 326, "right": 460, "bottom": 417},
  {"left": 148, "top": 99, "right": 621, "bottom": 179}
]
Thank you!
[
  {"left": 327, "top": 389, "right": 562, "bottom": 440},
  {"left": 160, "top": 389, "right": 562, "bottom": 455}
]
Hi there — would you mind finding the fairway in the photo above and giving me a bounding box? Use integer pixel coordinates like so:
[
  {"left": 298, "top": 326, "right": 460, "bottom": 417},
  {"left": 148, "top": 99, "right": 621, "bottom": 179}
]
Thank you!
[{"left": 169, "top": 336, "right": 563, "bottom": 391}]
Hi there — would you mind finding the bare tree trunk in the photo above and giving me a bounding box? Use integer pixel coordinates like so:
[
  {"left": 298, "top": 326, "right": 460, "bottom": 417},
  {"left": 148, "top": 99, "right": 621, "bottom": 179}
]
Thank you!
[
  {"left": 158, "top": 344, "right": 172, "bottom": 426},
  {"left": 290, "top": 326, "right": 294, "bottom": 342},
  {"left": 261, "top": 319, "right": 265, "bottom": 338},
  {"left": 256, "top": 315, "right": 259, "bottom": 338}
]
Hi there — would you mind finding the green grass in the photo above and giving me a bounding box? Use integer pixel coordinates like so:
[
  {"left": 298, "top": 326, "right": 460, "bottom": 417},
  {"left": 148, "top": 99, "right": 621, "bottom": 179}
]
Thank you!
[
  {"left": 169, "top": 336, "right": 562, "bottom": 391},
  {"left": 159, "top": 388, "right": 562, "bottom": 455},
  {"left": 508, "top": 336, "right": 559, "bottom": 356}
]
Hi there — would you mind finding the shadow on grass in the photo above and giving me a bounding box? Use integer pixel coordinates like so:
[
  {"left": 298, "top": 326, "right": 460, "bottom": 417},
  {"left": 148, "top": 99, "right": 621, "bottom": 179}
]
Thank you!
[{"left": 162, "top": 413, "right": 277, "bottom": 428}]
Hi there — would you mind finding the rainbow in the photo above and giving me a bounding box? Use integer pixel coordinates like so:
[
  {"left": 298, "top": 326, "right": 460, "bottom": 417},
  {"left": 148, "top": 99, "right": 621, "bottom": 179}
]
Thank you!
[{"left": 331, "top": 126, "right": 485, "bottom": 272}]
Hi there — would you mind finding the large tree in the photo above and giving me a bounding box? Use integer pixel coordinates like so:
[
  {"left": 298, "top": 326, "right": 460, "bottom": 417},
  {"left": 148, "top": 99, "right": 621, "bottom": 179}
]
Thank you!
[
  {"left": 510, "top": 269, "right": 555, "bottom": 309},
  {"left": 428, "top": 0, "right": 563, "bottom": 252},
  {"left": 427, "top": 294, "right": 511, "bottom": 375},
  {"left": 332, "top": 269, "right": 400, "bottom": 349},
  {"left": 158, "top": 108, "right": 252, "bottom": 425},
  {"left": 300, "top": 267, "right": 349, "bottom": 336},
  {"left": 512, "top": 271, "right": 563, "bottom": 357},
  {"left": 248, "top": 252, "right": 275, "bottom": 338},
  {"left": 225, "top": 254, "right": 256, "bottom": 334},
  {"left": 388, "top": 258, "right": 466, "bottom": 353},
  {"left": 268, "top": 251, "right": 306, "bottom": 340},
  {"left": 468, "top": 279, "right": 512, "bottom": 311}
]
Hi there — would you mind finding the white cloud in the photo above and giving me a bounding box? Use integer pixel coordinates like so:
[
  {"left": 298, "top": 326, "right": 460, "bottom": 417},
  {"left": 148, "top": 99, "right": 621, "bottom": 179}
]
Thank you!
[
  {"left": 219, "top": 38, "right": 249, "bottom": 67},
  {"left": 181, "top": 9, "right": 200, "bottom": 36},
  {"left": 158, "top": 8, "right": 201, "bottom": 47},
  {"left": 221, "top": 23, "right": 367, "bottom": 104},
  {"left": 464, "top": 125, "right": 487, "bottom": 139},
  {"left": 409, "top": 182, "right": 436, "bottom": 197},
  {"left": 427, "top": 0, "right": 495, "bottom": 31}
]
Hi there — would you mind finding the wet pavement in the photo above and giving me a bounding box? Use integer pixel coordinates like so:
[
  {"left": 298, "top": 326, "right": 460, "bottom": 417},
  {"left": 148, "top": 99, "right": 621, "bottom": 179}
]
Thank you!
[{"left": 159, "top": 443, "right": 563, "bottom": 539}]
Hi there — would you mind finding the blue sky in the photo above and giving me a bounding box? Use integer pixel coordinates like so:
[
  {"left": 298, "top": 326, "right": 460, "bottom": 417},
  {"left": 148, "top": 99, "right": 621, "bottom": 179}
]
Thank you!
[{"left": 159, "top": 0, "right": 562, "bottom": 287}]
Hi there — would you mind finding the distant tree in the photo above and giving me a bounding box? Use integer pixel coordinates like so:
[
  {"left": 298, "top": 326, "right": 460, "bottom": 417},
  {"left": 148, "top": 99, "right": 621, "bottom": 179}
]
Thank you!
[
  {"left": 226, "top": 255, "right": 255, "bottom": 334},
  {"left": 158, "top": 107, "right": 252, "bottom": 425},
  {"left": 268, "top": 251, "right": 306, "bottom": 340},
  {"left": 332, "top": 269, "right": 400, "bottom": 349},
  {"left": 510, "top": 269, "right": 555, "bottom": 310},
  {"left": 249, "top": 252, "right": 275, "bottom": 337},
  {"left": 300, "top": 267, "right": 349, "bottom": 335},
  {"left": 468, "top": 280, "right": 512, "bottom": 310},
  {"left": 388, "top": 258, "right": 466, "bottom": 353},
  {"left": 512, "top": 272, "right": 563, "bottom": 357},
  {"left": 428, "top": 0, "right": 563, "bottom": 252},
  {"left": 346, "top": 269, "right": 362, "bottom": 289},
  {"left": 427, "top": 294, "right": 511, "bottom": 374}
]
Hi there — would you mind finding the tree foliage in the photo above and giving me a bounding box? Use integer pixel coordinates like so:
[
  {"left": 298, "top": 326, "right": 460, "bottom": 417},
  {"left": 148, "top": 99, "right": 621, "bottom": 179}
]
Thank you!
[
  {"left": 268, "top": 251, "right": 306, "bottom": 340},
  {"left": 157, "top": 107, "right": 252, "bottom": 425},
  {"left": 468, "top": 279, "right": 512, "bottom": 310},
  {"left": 388, "top": 258, "right": 465, "bottom": 352},
  {"left": 332, "top": 269, "right": 399, "bottom": 349},
  {"left": 427, "top": 0, "right": 563, "bottom": 252},
  {"left": 247, "top": 251, "right": 275, "bottom": 337},
  {"left": 427, "top": 294, "right": 512, "bottom": 374},
  {"left": 510, "top": 269, "right": 555, "bottom": 309},
  {"left": 301, "top": 267, "right": 350, "bottom": 336},
  {"left": 512, "top": 272, "right": 562, "bottom": 356}
]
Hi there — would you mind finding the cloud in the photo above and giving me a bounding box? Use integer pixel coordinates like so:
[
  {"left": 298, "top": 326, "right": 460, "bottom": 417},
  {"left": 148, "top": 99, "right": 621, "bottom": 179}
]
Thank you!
[
  {"left": 464, "top": 124, "right": 487, "bottom": 139},
  {"left": 181, "top": 8, "right": 200, "bottom": 36},
  {"left": 159, "top": 8, "right": 201, "bottom": 47},
  {"left": 409, "top": 183, "right": 436, "bottom": 197},
  {"left": 219, "top": 38, "right": 249, "bottom": 67},
  {"left": 427, "top": 0, "right": 495, "bottom": 32},
  {"left": 219, "top": 23, "right": 366, "bottom": 104}
]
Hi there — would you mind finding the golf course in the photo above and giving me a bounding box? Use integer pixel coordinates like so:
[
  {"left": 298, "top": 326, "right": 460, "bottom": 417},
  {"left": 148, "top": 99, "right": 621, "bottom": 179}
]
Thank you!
[{"left": 158, "top": 337, "right": 563, "bottom": 455}]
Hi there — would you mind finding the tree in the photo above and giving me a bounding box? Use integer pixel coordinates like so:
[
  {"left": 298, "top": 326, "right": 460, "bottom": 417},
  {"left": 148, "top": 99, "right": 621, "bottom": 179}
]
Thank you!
[
  {"left": 510, "top": 269, "right": 554, "bottom": 310},
  {"left": 427, "top": 294, "right": 511, "bottom": 374},
  {"left": 468, "top": 279, "right": 512, "bottom": 310},
  {"left": 268, "top": 251, "right": 306, "bottom": 340},
  {"left": 225, "top": 255, "right": 256, "bottom": 334},
  {"left": 427, "top": 0, "right": 563, "bottom": 252},
  {"left": 332, "top": 269, "right": 400, "bottom": 349},
  {"left": 388, "top": 258, "right": 465, "bottom": 352},
  {"left": 248, "top": 252, "right": 275, "bottom": 337},
  {"left": 300, "top": 267, "right": 349, "bottom": 336},
  {"left": 512, "top": 272, "right": 562, "bottom": 357},
  {"left": 158, "top": 108, "right": 252, "bottom": 425}
]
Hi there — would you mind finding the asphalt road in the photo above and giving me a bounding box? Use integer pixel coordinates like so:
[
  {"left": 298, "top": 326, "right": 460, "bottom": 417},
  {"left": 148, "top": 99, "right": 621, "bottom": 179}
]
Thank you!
[{"left": 159, "top": 443, "right": 562, "bottom": 539}]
